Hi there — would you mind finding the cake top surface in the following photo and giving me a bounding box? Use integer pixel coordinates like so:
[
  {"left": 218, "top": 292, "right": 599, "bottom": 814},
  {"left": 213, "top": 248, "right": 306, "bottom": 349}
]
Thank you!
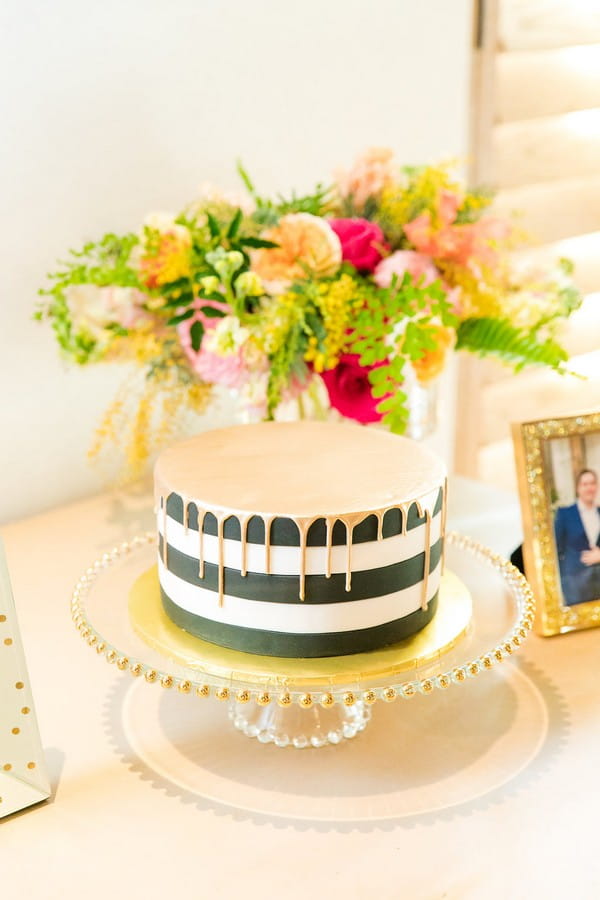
[{"left": 155, "top": 421, "right": 445, "bottom": 519}]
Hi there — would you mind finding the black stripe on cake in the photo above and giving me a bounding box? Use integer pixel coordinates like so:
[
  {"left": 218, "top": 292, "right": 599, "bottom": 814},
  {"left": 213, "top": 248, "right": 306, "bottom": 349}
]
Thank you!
[
  {"left": 160, "top": 588, "right": 439, "bottom": 658},
  {"left": 164, "top": 487, "right": 443, "bottom": 547},
  {"left": 159, "top": 536, "right": 442, "bottom": 604}
]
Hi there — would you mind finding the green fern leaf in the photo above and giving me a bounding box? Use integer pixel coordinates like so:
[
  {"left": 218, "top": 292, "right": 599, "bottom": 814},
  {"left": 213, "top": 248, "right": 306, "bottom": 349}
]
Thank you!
[{"left": 455, "top": 317, "right": 569, "bottom": 372}]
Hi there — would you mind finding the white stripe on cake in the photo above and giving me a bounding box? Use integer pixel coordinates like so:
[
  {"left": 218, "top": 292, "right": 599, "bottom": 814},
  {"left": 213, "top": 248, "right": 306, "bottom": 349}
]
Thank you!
[{"left": 158, "top": 558, "right": 441, "bottom": 634}]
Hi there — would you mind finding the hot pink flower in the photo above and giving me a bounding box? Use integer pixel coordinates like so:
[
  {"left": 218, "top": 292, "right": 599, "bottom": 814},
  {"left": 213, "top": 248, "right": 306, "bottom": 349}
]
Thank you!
[
  {"left": 329, "top": 218, "right": 388, "bottom": 273},
  {"left": 320, "top": 353, "right": 389, "bottom": 424}
]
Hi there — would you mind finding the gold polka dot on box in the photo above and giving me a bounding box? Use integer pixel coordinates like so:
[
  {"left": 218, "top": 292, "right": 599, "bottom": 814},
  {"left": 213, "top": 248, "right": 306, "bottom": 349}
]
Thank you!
[{"left": 0, "top": 538, "right": 50, "bottom": 818}]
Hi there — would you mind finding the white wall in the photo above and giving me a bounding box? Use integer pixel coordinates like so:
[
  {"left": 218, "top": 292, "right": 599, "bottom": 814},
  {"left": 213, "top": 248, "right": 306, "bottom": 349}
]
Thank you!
[{"left": 0, "top": 0, "right": 474, "bottom": 524}]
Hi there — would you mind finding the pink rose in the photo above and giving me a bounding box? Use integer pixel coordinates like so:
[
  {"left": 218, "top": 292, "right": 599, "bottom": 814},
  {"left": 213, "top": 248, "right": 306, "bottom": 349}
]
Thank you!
[
  {"left": 374, "top": 250, "right": 440, "bottom": 289},
  {"left": 320, "top": 353, "right": 388, "bottom": 424},
  {"left": 374, "top": 249, "right": 462, "bottom": 315},
  {"left": 328, "top": 218, "right": 387, "bottom": 272}
]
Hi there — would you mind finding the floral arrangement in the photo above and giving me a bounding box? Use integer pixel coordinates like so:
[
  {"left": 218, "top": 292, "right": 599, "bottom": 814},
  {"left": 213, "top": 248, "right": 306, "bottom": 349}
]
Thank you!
[{"left": 37, "top": 148, "right": 580, "bottom": 474}]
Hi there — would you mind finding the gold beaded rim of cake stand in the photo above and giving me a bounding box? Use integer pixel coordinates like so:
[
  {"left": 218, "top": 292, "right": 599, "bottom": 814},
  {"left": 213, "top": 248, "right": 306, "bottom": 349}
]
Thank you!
[{"left": 71, "top": 531, "right": 535, "bottom": 708}]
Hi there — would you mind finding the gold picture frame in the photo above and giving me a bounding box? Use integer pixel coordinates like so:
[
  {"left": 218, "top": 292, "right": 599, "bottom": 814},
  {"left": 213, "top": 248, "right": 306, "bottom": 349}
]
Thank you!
[{"left": 513, "top": 410, "right": 600, "bottom": 636}]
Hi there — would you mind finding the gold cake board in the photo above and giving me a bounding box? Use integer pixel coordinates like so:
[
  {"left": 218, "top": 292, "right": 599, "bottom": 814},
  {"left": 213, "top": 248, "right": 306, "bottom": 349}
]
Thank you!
[{"left": 129, "top": 566, "right": 473, "bottom": 691}]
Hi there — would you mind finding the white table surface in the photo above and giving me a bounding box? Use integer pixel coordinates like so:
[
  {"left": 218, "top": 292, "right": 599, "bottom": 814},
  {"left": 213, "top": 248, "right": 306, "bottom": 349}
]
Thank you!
[{"left": 1, "top": 477, "right": 600, "bottom": 900}]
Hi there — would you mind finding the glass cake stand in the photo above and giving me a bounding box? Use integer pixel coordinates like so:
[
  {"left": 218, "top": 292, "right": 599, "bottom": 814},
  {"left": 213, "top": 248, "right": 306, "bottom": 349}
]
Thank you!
[{"left": 71, "top": 532, "right": 535, "bottom": 749}]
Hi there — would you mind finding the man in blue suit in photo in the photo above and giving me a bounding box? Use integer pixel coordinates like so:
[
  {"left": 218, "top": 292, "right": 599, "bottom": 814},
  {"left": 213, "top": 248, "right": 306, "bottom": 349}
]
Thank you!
[{"left": 554, "top": 469, "right": 600, "bottom": 606}]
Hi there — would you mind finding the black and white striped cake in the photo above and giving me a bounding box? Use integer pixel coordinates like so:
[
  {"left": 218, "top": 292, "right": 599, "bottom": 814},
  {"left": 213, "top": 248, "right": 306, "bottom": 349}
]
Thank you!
[{"left": 154, "top": 421, "right": 447, "bottom": 658}]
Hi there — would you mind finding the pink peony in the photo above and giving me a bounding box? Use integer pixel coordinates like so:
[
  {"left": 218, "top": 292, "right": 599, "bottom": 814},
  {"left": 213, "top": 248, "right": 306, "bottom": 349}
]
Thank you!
[
  {"left": 177, "top": 299, "right": 230, "bottom": 372},
  {"left": 320, "top": 353, "right": 389, "bottom": 424},
  {"left": 193, "top": 344, "right": 248, "bottom": 389},
  {"left": 335, "top": 147, "right": 396, "bottom": 210},
  {"left": 329, "top": 218, "right": 388, "bottom": 273},
  {"left": 373, "top": 250, "right": 440, "bottom": 289}
]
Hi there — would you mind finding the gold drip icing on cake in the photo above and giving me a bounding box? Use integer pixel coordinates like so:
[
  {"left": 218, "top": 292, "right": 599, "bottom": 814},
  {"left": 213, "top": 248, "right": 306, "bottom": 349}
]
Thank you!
[
  {"left": 155, "top": 422, "right": 447, "bottom": 605},
  {"left": 197, "top": 509, "right": 206, "bottom": 579},
  {"left": 217, "top": 515, "right": 227, "bottom": 606},
  {"left": 441, "top": 477, "right": 448, "bottom": 572},
  {"left": 263, "top": 515, "right": 274, "bottom": 575},
  {"left": 345, "top": 520, "right": 355, "bottom": 591},
  {"left": 325, "top": 518, "right": 334, "bottom": 579},
  {"left": 421, "top": 510, "right": 432, "bottom": 610},
  {"left": 161, "top": 500, "right": 168, "bottom": 566},
  {"left": 298, "top": 519, "right": 313, "bottom": 601},
  {"left": 240, "top": 515, "right": 250, "bottom": 577},
  {"left": 413, "top": 499, "right": 432, "bottom": 610}
]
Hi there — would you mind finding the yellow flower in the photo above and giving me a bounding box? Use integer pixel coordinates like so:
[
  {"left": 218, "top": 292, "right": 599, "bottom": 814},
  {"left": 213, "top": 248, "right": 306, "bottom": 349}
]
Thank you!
[
  {"left": 257, "top": 293, "right": 303, "bottom": 356},
  {"left": 437, "top": 260, "right": 508, "bottom": 320},
  {"left": 378, "top": 162, "right": 462, "bottom": 246},
  {"left": 88, "top": 365, "right": 212, "bottom": 481},
  {"left": 140, "top": 232, "right": 191, "bottom": 288},
  {"left": 304, "top": 274, "right": 358, "bottom": 372},
  {"left": 410, "top": 325, "right": 455, "bottom": 384},
  {"left": 251, "top": 213, "right": 342, "bottom": 284},
  {"left": 105, "top": 323, "right": 164, "bottom": 365},
  {"left": 136, "top": 214, "right": 192, "bottom": 289}
]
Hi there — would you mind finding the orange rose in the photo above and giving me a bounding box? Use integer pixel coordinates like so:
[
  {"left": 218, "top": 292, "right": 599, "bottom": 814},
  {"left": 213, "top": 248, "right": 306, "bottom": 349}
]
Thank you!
[{"left": 251, "top": 213, "right": 341, "bottom": 285}]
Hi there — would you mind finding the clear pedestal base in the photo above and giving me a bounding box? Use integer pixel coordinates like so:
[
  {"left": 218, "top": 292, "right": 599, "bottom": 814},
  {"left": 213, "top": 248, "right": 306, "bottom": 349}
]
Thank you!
[{"left": 228, "top": 699, "right": 371, "bottom": 748}]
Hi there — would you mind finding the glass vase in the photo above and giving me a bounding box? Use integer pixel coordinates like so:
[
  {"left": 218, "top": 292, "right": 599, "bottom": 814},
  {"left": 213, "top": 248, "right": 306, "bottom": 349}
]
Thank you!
[{"left": 404, "top": 365, "right": 439, "bottom": 441}]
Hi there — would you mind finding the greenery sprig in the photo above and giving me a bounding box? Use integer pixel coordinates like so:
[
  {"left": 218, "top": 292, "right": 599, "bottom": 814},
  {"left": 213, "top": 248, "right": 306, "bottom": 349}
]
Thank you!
[
  {"left": 237, "top": 162, "right": 335, "bottom": 225},
  {"left": 455, "top": 317, "right": 570, "bottom": 372},
  {"left": 347, "top": 273, "right": 457, "bottom": 433},
  {"left": 36, "top": 233, "right": 141, "bottom": 362}
]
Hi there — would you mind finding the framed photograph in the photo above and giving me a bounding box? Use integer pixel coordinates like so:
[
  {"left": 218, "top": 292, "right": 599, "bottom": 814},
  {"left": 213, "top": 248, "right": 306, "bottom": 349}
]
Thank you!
[{"left": 513, "top": 410, "right": 600, "bottom": 636}]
